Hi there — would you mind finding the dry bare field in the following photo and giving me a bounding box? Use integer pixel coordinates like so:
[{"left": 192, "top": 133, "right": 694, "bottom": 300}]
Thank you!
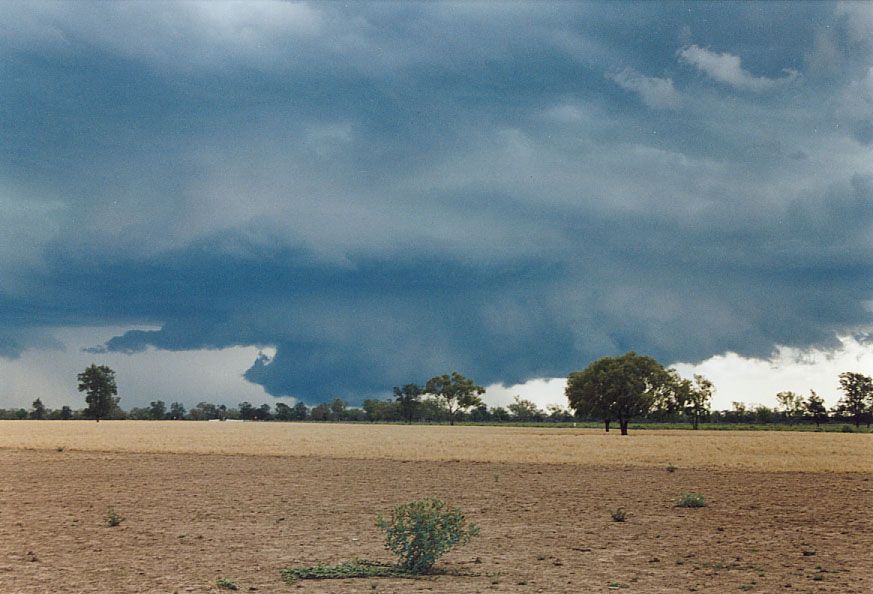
[
  {"left": 0, "top": 422, "right": 871, "bottom": 593},
  {"left": 1, "top": 421, "right": 871, "bottom": 472}
]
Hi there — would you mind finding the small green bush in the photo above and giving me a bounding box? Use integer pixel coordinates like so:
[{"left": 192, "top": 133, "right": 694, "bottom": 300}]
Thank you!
[
  {"left": 676, "top": 493, "right": 706, "bottom": 508},
  {"left": 215, "top": 578, "right": 238, "bottom": 590},
  {"left": 376, "top": 498, "right": 479, "bottom": 574},
  {"left": 610, "top": 508, "right": 627, "bottom": 522},
  {"left": 840, "top": 424, "right": 854, "bottom": 433},
  {"left": 665, "top": 463, "right": 677, "bottom": 473},
  {"left": 106, "top": 507, "right": 124, "bottom": 527}
]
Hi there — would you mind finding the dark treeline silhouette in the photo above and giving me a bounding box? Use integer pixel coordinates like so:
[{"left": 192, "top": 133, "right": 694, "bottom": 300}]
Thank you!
[
  {"left": 2, "top": 395, "right": 870, "bottom": 428},
  {"left": 3, "top": 364, "right": 870, "bottom": 430}
]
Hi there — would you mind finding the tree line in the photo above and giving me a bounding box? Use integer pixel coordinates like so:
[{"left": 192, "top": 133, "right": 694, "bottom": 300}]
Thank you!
[{"left": 4, "top": 359, "right": 872, "bottom": 432}]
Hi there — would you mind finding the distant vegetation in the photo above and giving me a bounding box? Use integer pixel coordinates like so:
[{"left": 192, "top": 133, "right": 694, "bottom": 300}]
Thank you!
[{"left": 1, "top": 360, "right": 871, "bottom": 432}]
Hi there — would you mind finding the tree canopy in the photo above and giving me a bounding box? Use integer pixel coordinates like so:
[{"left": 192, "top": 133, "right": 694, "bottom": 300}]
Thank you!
[
  {"left": 77, "top": 364, "right": 119, "bottom": 422},
  {"left": 424, "top": 372, "right": 485, "bottom": 426},
  {"left": 836, "top": 372, "right": 873, "bottom": 427},
  {"left": 565, "top": 352, "right": 673, "bottom": 435}
]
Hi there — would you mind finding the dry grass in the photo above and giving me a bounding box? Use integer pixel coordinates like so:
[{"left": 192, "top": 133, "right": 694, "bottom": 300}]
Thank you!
[{"left": 2, "top": 420, "right": 870, "bottom": 472}]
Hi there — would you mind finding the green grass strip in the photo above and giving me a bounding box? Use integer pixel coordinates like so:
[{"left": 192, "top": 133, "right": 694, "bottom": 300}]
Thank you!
[{"left": 281, "top": 560, "right": 417, "bottom": 582}]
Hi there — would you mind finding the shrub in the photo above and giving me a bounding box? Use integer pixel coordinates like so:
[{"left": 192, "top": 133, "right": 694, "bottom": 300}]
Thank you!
[
  {"left": 215, "top": 578, "right": 238, "bottom": 590},
  {"left": 376, "top": 498, "right": 479, "bottom": 574},
  {"left": 610, "top": 508, "right": 627, "bottom": 522},
  {"left": 106, "top": 507, "right": 124, "bottom": 527},
  {"left": 676, "top": 493, "right": 706, "bottom": 508},
  {"left": 840, "top": 424, "right": 854, "bottom": 433},
  {"left": 665, "top": 464, "right": 677, "bottom": 473}
]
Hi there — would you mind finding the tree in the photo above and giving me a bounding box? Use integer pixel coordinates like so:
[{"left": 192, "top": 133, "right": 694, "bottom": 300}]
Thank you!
[
  {"left": 565, "top": 352, "right": 672, "bottom": 435},
  {"left": 803, "top": 390, "right": 828, "bottom": 427},
  {"left": 393, "top": 384, "right": 422, "bottom": 423},
  {"left": 291, "top": 401, "right": 308, "bottom": 421},
  {"left": 239, "top": 401, "right": 256, "bottom": 421},
  {"left": 507, "top": 396, "right": 543, "bottom": 422},
  {"left": 257, "top": 403, "right": 272, "bottom": 421},
  {"left": 836, "top": 372, "right": 873, "bottom": 427},
  {"left": 275, "top": 402, "right": 293, "bottom": 421},
  {"left": 148, "top": 400, "right": 167, "bottom": 420},
  {"left": 775, "top": 391, "right": 804, "bottom": 424},
  {"left": 60, "top": 405, "right": 73, "bottom": 420},
  {"left": 679, "top": 374, "right": 713, "bottom": 430},
  {"left": 77, "top": 364, "right": 119, "bottom": 422},
  {"left": 168, "top": 402, "right": 186, "bottom": 420},
  {"left": 30, "top": 398, "right": 47, "bottom": 420},
  {"left": 424, "top": 372, "right": 485, "bottom": 426},
  {"left": 330, "top": 398, "right": 347, "bottom": 421},
  {"left": 309, "top": 402, "right": 331, "bottom": 421},
  {"left": 730, "top": 401, "right": 749, "bottom": 423}
]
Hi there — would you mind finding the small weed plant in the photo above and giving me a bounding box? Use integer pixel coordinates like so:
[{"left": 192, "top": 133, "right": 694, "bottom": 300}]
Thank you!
[
  {"left": 376, "top": 498, "right": 480, "bottom": 574},
  {"left": 610, "top": 508, "right": 627, "bottom": 522},
  {"left": 676, "top": 493, "right": 706, "bottom": 508},
  {"left": 665, "top": 463, "right": 677, "bottom": 473},
  {"left": 215, "top": 578, "right": 238, "bottom": 590},
  {"left": 106, "top": 507, "right": 124, "bottom": 527}
]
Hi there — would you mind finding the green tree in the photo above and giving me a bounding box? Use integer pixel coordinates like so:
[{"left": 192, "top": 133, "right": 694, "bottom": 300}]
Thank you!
[
  {"left": 275, "top": 402, "right": 293, "bottom": 421},
  {"left": 77, "top": 364, "right": 119, "bottom": 422},
  {"left": 60, "top": 405, "right": 73, "bottom": 420},
  {"left": 189, "top": 401, "right": 221, "bottom": 420},
  {"left": 168, "top": 402, "right": 186, "bottom": 420},
  {"left": 775, "top": 391, "right": 804, "bottom": 423},
  {"left": 803, "top": 390, "right": 828, "bottom": 427},
  {"left": 753, "top": 404, "right": 774, "bottom": 424},
  {"left": 424, "top": 372, "right": 485, "bottom": 426},
  {"left": 677, "top": 374, "right": 713, "bottom": 430},
  {"left": 393, "top": 384, "right": 422, "bottom": 423},
  {"left": 291, "top": 401, "right": 308, "bottom": 421},
  {"left": 507, "top": 396, "right": 543, "bottom": 422},
  {"left": 836, "top": 372, "right": 873, "bottom": 427},
  {"left": 148, "top": 400, "right": 167, "bottom": 420},
  {"left": 239, "top": 401, "right": 256, "bottom": 420},
  {"left": 330, "top": 398, "right": 347, "bottom": 421},
  {"left": 309, "top": 402, "right": 331, "bottom": 421},
  {"left": 565, "top": 352, "right": 672, "bottom": 435},
  {"left": 30, "top": 398, "right": 47, "bottom": 420}
]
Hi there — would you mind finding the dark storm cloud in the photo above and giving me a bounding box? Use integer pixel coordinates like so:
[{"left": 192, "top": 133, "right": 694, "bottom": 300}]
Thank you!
[{"left": 1, "top": 1, "right": 872, "bottom": 403}]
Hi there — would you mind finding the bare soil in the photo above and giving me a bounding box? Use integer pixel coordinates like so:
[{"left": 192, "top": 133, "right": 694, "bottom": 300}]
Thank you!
[{"left": 0, "top": 449, "right": 871, "bottom": 593}]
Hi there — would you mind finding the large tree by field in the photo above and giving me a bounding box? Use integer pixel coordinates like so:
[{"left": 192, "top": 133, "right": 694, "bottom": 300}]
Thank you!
[
  {"left": 565, "top": 352, "right": 673, "bottom": 435},
  {"left": 77, "top": 364, "right": 119, "bottom": 422},
  {"left": 424, "top": 372, "right": 485, "bottom": 426},
  {"left": 836, "top": 371, "right": 873, "bottom": 428}
]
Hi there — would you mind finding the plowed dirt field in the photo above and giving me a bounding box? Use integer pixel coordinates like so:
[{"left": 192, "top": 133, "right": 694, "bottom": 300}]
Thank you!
[{"left": 0, "top": 422, "right": 870, "bottom": 593}]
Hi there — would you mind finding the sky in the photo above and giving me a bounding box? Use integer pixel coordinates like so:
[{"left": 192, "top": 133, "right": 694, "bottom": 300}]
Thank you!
[{"left": 1, "top": 1, "right": 872, "bottom": 412}]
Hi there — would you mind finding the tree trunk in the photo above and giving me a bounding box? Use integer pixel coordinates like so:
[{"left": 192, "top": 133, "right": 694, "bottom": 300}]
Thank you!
[
  {"left": 604, "top": 419, "right": 610, "bottom": 432},
  {"left": 692, "top": 417, "right": 699, "bottom": 430},
  {"left": 619, "top": 419, "right": 629, "bottom": 435}
]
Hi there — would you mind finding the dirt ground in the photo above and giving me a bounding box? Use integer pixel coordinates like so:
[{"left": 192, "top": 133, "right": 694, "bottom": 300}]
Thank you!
[{"left": 0, "top": 448, "right": 871, "bottom": 594}]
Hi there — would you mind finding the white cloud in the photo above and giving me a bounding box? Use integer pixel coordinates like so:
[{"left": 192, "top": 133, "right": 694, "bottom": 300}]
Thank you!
[
  {"left": 485, "top": 336, "right": 873, "bottom": 414},
  {"left": 836, "top": 1, "right": 873, "bottom": 45},
  {"left": 608, "top": 67, "right": 682, "bottom": 109},
  {"left": 1, "top": 1, "right": 323, "bottom": 70},
  {"left": 678, "top": 44, "right": 798, "bottom": 92},
  {"left": 0, "top": 326, "right": 279, "bottom": 410}
]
